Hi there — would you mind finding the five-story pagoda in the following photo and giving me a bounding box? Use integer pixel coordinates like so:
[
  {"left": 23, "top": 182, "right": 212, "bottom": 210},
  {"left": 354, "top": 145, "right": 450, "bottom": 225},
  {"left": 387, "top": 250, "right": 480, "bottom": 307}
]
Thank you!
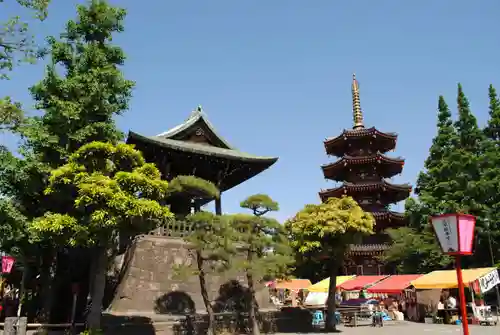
[{"left": 319, "top": 75, "right": 412, "bottom": 275}]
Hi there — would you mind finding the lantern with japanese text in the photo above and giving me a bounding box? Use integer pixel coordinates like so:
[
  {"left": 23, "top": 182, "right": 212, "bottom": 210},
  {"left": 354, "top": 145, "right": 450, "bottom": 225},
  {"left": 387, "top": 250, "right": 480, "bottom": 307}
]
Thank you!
[
  {"left": 431, "top": 213, "right": 476, "bottom": 255},
  {"left": 1, "top": 256, "right": 15, "bottom": 274},
  {"left": 430, "top": 213, "right": 476, "bottom": 335}
]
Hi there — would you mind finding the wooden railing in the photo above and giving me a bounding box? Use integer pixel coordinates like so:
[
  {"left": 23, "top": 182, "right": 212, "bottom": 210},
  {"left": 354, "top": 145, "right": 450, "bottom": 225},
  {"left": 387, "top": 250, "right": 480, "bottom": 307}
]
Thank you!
[{"left": 148, "top": 219, "right": 194, "bottom": 238}]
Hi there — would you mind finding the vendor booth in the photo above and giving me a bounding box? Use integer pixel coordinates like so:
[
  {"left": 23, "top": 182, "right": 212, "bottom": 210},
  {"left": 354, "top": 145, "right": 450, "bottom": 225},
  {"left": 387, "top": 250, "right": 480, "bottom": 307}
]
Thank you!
[
  {"left": 410, "top": 267, "right": 499, "bottom": 325},
  {"left": 268, "top": 279, "right": 312, "bottom": 307},
  {"left": 410, "top": 268, "right": 496, "bottom": 289},
  {"left": 367, "top": 275, "right": 423, "bottom": 294},
  {"left": 338, "top": 275, "right": 387, "bottom": 291},
  {"left": 304, "top": 276, "right": 354, "bottom": 306}
]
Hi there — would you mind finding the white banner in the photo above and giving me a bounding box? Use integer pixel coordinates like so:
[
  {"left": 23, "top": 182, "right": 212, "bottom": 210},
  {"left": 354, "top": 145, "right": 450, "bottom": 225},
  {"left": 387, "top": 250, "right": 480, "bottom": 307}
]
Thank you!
[
  {"left": 432, "top": 215, "right": 459, "bottom": 253},
  {"left": 479, "top": 270, "right": 500, "bottom": 294}
]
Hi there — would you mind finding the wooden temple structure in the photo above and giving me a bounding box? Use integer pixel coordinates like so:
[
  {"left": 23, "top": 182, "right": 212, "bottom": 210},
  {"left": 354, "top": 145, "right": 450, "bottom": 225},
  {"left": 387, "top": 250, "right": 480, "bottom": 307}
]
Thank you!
[
  {"left": 319, "top": 75, "right": 412, "bottom": 275},
  {"left": 127, "top": 106, "right": 278, "bottom": 217}
]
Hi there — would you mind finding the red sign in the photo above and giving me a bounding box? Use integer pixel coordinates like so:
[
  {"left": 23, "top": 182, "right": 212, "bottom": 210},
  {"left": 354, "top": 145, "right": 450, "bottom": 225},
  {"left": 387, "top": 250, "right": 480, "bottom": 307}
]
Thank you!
[{"left": 2, "top": 256, "right": 15, "bottom": 273}]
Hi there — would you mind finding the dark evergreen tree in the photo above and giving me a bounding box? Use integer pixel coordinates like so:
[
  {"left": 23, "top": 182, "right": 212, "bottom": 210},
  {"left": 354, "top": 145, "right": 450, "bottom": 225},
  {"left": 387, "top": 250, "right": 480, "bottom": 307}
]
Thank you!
[{"left": 477, "top": 85, "right": 500, "bottom": 266}]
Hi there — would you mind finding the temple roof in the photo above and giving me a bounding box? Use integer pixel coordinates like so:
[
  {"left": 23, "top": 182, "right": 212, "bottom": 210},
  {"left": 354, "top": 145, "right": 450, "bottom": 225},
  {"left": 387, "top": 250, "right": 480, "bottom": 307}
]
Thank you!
[
  {"left": 128, "top": 106, "right": 278, "bottom": 164},
  {"left": 319, "top": 180, "right": 412, "bottom": 203},
  {"left": 156, "top": 106, "right": 234, "bottom": 149},
  {"left": 129, "top": 131, "right": 278, "bottom": 164},
  {"left": 322, "top": 152, "right": 405, "bottom": 180}
]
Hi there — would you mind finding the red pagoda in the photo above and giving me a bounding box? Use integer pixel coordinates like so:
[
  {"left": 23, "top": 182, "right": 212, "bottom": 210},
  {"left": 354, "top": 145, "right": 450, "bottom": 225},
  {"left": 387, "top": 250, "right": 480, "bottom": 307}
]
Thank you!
[{"left": 319, "top": 75, "right": 412, "bottom": 276}]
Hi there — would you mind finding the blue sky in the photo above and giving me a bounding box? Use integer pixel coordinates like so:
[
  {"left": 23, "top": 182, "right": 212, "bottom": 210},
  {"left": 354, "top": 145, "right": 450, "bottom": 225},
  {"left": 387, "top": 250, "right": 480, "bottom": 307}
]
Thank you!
[{"left": 2, "top": 0, "right": 500, "bottom": 222}]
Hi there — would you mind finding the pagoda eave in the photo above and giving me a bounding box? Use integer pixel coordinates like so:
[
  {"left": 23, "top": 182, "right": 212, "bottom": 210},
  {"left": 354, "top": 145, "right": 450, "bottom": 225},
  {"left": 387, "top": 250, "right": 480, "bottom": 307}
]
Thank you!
[
  {"left": 321, "top": 154, "right": 405, "bottom": 180},
  {"left": 319, "top": 181, "right": 412, "bottom": 203},
  {"left": 324, "top": 127, "right": 398, "bottom": 156},
  {"left": 346, "top": 243, "right": 390, "bottom": 256}
]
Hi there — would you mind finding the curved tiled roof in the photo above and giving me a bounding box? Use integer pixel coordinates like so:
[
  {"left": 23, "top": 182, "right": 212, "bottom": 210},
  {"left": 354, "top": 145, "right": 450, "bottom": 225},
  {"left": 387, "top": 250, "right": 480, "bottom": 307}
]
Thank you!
[
  {"left": 321, "top": 153, "right": 405, "bottom": 180},
  {"left": 157, "top": 107, "right": 234, "bottom": 149},
  {"left": 324, "top": 127, "right": 397, "bottom": 145},
  {"left": 128, "top": 131, "right": 278, "bottom": 164},
  {"left": 319, "top": 180, "right": 412, "bottom": 203}
]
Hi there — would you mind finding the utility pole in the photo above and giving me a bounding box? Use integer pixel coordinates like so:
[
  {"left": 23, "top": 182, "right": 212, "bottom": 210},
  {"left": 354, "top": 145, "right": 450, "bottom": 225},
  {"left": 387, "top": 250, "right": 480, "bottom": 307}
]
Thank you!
[{"left": 485, "top": 218, "right": 500, "bottom": 313}]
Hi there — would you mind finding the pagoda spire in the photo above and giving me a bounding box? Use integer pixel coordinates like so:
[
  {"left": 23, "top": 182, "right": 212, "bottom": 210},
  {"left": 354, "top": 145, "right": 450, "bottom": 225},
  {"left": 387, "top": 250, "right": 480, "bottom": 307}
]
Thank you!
[{"left": 352, "top": 74, "right": 364, "bottom": 129}]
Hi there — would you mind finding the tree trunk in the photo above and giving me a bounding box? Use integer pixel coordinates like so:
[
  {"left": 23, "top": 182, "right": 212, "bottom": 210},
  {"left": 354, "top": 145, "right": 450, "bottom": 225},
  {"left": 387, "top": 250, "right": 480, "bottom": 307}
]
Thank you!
[
  {"left": 196, "top": 251, "right": 216, "bottom": 335},
  {"left": 39, "top": 249, "right": 55, "bottom": 322},
  {"left": 86, "top": 247, "right": 107, "bottom": 331},
  {"left": 17, "top": 259, "right": 28, "bottom": 317},
  {"left": 246, "top": 250, "right": 260, "bottom": 335},
  {"left": 325, "top": 260, "right": 339, "bottom": 332}
]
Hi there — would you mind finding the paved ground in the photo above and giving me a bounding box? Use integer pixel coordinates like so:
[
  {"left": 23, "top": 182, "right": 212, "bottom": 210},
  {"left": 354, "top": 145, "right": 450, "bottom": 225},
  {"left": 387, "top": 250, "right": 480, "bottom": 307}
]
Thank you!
[
  {"left": 325, "top": 321, "right": 500, "bottom": 335},
  {"left": 23, "top": 320, "right": 500, "bottom": 334}
]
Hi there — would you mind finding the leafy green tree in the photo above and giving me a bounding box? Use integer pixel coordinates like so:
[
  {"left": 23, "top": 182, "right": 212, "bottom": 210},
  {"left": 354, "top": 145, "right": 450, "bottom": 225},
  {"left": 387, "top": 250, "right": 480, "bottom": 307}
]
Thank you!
[
  {"left": 382, "top": 227, "right": 452, "bottom": 273},
  {"left": 285, "top": 196, "right": 374, "bottom": 332},
  {"left": 29, "top": 142, "right": 174, "bottom": 331},
  {"left": 0, "top": 0, "right": 134, "bottom": 322},
  {"left": 176, "top": 211, "right": 235, "bottom": 335},
  {"left": 24, "top": 0, "right": 133, "bottom": 166},
  {"left": 1, "top": 0, "right": 50, "bottom": 78},
  {"left": 232, "top": 194, "right": 293, "bottom": 335}
]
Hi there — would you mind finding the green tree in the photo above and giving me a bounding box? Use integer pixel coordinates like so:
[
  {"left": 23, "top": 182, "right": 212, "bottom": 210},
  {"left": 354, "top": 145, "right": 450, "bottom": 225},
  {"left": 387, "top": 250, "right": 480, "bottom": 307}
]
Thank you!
[
  {"left": 233, "top": 194, "right": 293, "bottom": 335},
  {"left": 382, "top": 227, "right": 451, "bottom": 274},
  {"left": 25, "top": 0, "right": 133, "bottom": 166},
  {"left": 478, "top": 85, "right": 500, "bottom": 265},
  {"left": 1, "top": 0, "right": 50, "bottom": 78},
  {"left": 415, "top": 95, "right": 458, "bottom": 210},
  {"left": 29, "top": 142, "right": 174, "bottom": 331},
  {"left": 285, "top": 196, "right": 374, "bottom": 332},
  {"left": 177, "top": 211, "right": 235, "bottom": 335}
]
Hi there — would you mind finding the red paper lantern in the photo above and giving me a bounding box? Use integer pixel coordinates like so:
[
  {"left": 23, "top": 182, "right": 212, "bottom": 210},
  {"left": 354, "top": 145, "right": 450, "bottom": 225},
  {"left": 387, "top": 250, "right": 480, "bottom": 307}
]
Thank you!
[
  {"left": 430, "top": 213, "right": 475, "bottom": 255},
  {"left": 1, "top": 256, "right": 15, "bottom": 274}
]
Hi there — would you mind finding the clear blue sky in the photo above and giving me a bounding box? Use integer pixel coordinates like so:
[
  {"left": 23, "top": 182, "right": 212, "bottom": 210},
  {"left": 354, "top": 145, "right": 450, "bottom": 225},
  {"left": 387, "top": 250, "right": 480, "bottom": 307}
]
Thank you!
[{"left": 2, "top": 0, "right": 500, "bottom": 222}]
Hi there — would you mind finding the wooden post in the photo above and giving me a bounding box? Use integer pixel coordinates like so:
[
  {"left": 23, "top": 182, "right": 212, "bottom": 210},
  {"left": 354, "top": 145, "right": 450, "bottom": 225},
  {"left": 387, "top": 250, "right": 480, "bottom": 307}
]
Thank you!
[{"left": 215, "top": 196, "right": 222, "bottom": 215}]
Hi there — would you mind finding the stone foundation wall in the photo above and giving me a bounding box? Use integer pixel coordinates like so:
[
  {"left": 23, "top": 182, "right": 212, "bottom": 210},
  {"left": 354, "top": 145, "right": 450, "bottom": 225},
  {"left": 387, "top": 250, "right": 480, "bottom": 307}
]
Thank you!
[{"left": 110, "top": 235, "right": 272, "bottom": 314}]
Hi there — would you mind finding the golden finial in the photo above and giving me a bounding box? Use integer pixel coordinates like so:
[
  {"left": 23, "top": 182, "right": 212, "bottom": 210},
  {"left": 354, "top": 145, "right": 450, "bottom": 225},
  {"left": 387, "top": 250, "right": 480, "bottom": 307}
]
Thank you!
[{"left": 351, "top": 73, "right": 364, "bottom": 129}]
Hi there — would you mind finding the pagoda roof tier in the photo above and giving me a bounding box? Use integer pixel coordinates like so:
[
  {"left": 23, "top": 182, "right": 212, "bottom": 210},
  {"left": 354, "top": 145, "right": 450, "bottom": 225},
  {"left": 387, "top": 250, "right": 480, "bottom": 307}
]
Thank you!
[
  {"left": 324, "top": 127, "right": 398, "bottom": 157},
  {"left": 371, "top": 211, "right": 406, "bottom": 222},
  {"left": 346, "top": 244, "right": 390, "bottom": 256},
  {"left": 319, "top": 180, "right": 412, "bottom": 203},
  {"left": 321, "top": 152, "right": 405, "bottom": 181}
]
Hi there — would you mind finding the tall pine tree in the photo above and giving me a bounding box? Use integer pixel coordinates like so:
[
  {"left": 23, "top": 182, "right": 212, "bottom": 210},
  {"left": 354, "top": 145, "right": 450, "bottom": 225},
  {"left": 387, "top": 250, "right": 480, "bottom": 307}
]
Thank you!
[
  {"left": 478, "top": 85, "right": 500, "bottom": 266},
  {"left": 415, "top": 96, "right": 458, "bottom": 214}
]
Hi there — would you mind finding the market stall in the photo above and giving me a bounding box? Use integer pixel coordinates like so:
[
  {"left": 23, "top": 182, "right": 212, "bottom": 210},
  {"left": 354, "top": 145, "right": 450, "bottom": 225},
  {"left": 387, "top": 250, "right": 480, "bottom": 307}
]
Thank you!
[
  {"left": 367, "top": 275, "right": 423, "bottom": 295},
  {"left": 410, "top": 268, "right": 496, "bottom": 289},
  {"left": 410, "top": 268, "right": 498, "bottom": 325},
  {"left": 268, "top": 279, "right": 312, "bottom": 307},
  {"left": 304, "top": 276, "right": 354, "bottom": 306}
]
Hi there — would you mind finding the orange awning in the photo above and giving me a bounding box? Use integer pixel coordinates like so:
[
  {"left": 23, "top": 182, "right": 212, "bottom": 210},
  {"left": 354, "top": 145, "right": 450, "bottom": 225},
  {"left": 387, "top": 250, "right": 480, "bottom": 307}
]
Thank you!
[
  {"left": 366, "top": 275, "right": 423, "bottom": 294},
  {"left": 273, "top": 279, "right": 312, "bottom": 290},
  {"left": 338, "top": 275, "right": 387, "bottom": 291}
]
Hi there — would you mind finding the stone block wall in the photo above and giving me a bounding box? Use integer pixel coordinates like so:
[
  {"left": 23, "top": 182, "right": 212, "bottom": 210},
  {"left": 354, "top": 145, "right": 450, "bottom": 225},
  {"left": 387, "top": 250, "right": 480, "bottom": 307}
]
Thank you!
[{"left": 109, "top": 235, "right": 272, "bottom": 314}]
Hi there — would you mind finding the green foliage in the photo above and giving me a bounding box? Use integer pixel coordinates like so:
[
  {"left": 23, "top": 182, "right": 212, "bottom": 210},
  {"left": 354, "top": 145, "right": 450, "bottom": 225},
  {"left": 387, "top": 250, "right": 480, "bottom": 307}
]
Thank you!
[
  {"left": 22, "top": 0, "right": 134, "bottom": 167},
  {"left": 381, "top": 227, "right": 452, "bottom": 274},
  {"left": 240, "top": 194, "right": 278, "bottom": 215},
  {"left": 168, "top": 175, "right": 220, "bottom": 199},
  {"left": 28, "top": 142, "right": 173, "bottom": 246},
  {"left": 285, "top": 196, "right": 374, "bottom": 257},
  {"left": 232, "top": 195, "right": 293, "bottom": 280},
  {"left": 0, "top": 198, "right": 29, "bottom": 255},
  {"left": 0, "top": 97, "right": 24, "bottom": 132},
  {"left": 0, "top": 0, "right": 50, "bottom": 78}
]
